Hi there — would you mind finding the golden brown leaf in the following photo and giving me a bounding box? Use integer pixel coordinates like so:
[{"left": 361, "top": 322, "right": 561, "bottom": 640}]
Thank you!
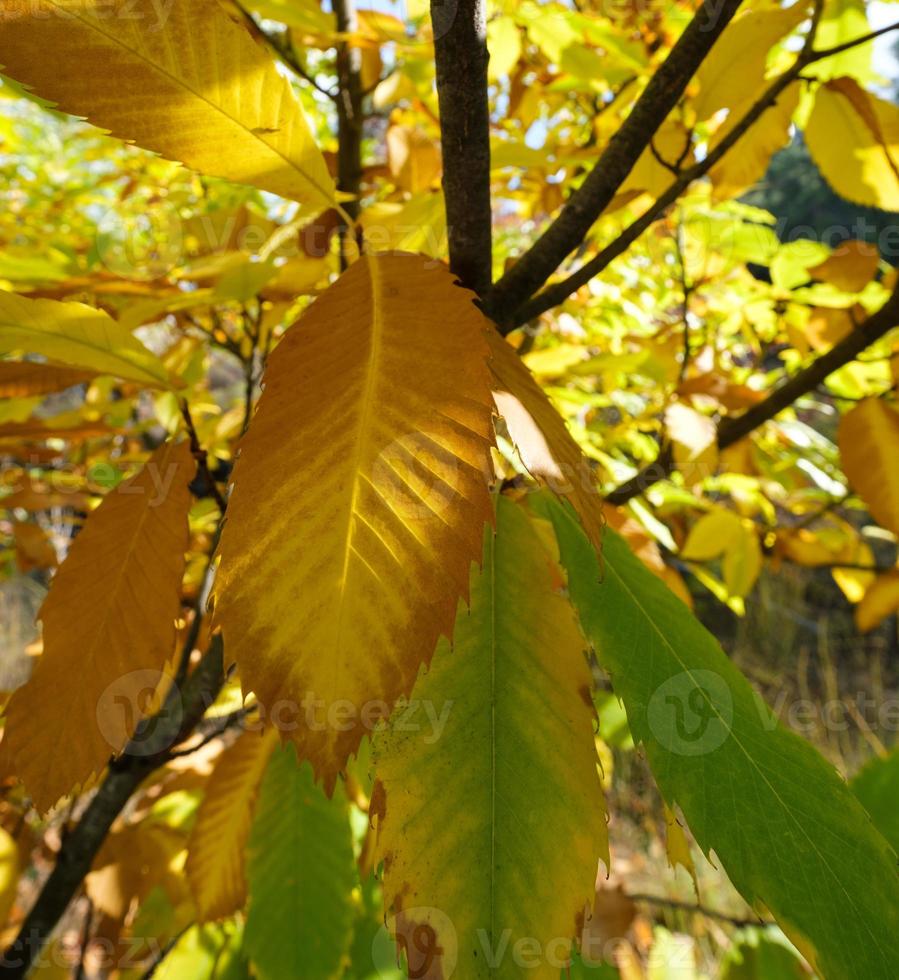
[
  {"left": 12, "top": 523, "right": 57, "bottom": 573},
  {"left": 809, "top": 240, "right": 880, "bottom": 294},
  {"left": 0, "top": 362, "right": 95, "bottom": 398},
  {"left": 3, "top": 440, "right": 194, "bottom": 812},
  {"left": 856, "top": 571, "right": 899, "bottom": 633},
  {"left": 214, "top": 254, "right": 495, "bottom": 790},
  {"left": 186, "top": 728, "right": 278, "bottom": 921}
]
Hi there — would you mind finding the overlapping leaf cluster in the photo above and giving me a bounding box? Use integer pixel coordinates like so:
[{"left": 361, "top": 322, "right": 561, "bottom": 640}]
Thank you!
[{"left": 0, "top": 0, "right": 897, "bottom": 977}]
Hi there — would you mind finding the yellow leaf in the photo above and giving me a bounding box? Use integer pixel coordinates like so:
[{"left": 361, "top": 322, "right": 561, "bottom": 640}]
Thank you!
[
  {"left": 0, "top": 0, "right": 334, "bottom": 211},
  {"left": 360, "top": 192, "right": 447, "bottom": 257},
  {"left": 856, "top": 570, "right": 899, "bottom": 632},
  {"left": 722, "top": 521, "right": 762, "bottom": 598},
  {"left": 213, "top": 254, "right": 496, "bottom": 791},
  {"left": 665, "top": 402, "right": 718, "bottom": 486},
  {"left": 0, "top": 827, "right": 18, "bottom": 930},
  {"left": 259, "top": 255, "right": 332, "bottom": 300},
  {"left": 806, "top": 77, "right": 899, "bottom": 211},
  {"left": 487, "top": 17, "right": 522, "bottom": 80},
  {"left": 87, "top": 819, "right": 187, "bottom": 919},
  {"left": 833, "top": 541, "right": 875, "bottom": 602},
  {"left": 3, "top": 440, "right": 194, "bottom": 812},
  {"left": 0, "top": 361, "right": 96, "bottom": 397},
  {"left": 186, "top": 728, "right": 278, "bottom": 921},
  {"left": 681, "top": 509, "right": 743, "bottom": 561},
  {"left": 0, "top": 293, "right": 174, "bottom": 389},
  {"left": 809, "top": 239, "right": 880, "bottom": 293},
  {"left": 489, "top": 331, "right": 605, "bottom": 551},
  {"left": 386, "top": 125, "right": 442, "bottom": 194},
  {"left": 839, "top": 398, "right": 899, "bottom": 536},
  {"left": 664, "top": 804, "right": 697, "bottom": 892},
  {"left": 371, "top": 497, "right": 606, "bottom": 980},
  {"left": 693, "top": 4, "right": 808, "bottom": 121},
  {"left": 709, "top": 81, "right": 800, "bottom": 198}
]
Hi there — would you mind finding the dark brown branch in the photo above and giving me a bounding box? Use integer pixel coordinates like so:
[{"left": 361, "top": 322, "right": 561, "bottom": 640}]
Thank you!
[
  {"left": 605, "top": 285, "right": 899, "bottom": 505},
  {"left": 503, "top": 13, "right": 899, "bottom": 330},
  {"left": 334, "top": 0, "right": 364, "bottom": 265},
  {"left": 432, "top": 0, "right": 492, "bottom": 296},
  {"left": 483, "top": 0, "right": 744, "bottom": 321}
]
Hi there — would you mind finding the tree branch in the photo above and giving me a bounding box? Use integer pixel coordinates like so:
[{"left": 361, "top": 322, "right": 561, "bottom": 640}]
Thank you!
[
  {"left": 333, "top": 0, "right": 364, "bottom": 265},
  {"left": 605, "top": 285, "right": 899, "bottom": 505},
  {"left": 627, "top": 892, "right": 773, "bottom": 930},
  {"left": 482, "top": 0, "right": 745, "bottom": 321},
  {"left": 502, "top": 13, "right": 899, "bottom": 330},
  {"left": 432, "top": 0, "right": 492, "bottom": 296}
]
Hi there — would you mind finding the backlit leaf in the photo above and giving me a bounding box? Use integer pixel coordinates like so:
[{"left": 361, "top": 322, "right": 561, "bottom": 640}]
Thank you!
[
  {"left": 187, "top": 728, "right": 279, "bottom": 922},
  {"left": 489, "top": 330, "right": 604, "bottom": 551},
  {"left": 0, "top": 292, "right": 173, "bottom": 389},
  {"left": 806, "top": 78, "right": 899, "bottom": 211},
  {"left": 693, "top": 5, "right": 808, "bottom": 121},
  {"left": 709, "top": 82, "right": 800, "bottom": 199},
  {"left": 371, "top": 496, "right": 607, "bottom": 980},
  {"left": 3, "top": 440, "right": 194, "bottom": 812},
  {"left": 0, "top": 0, "right": 334, "bottom": 211},
  {"left": 809, "top": 239, "right": 879, "bottom": 293},
  {"left": 535, "top": 494, "right": 899, "bottom": 980},
  {"left": 838, "top": 397, "right": 899, "bottom": 536},
  {"left": 214, "top": 254, "right": 496, "bottom": 790}
]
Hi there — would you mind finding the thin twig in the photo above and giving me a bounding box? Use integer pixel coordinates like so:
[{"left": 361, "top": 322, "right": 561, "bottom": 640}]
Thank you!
[{"left": 627, "top": 892, "right": 773, "bottom": 930}]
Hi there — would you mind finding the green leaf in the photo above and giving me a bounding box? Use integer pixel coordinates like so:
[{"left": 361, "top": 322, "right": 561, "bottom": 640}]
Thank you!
[
  {"left": 245, "top": 744, "right": 356, "bottom": 980},
  {"left": 533, "top": 494, "right": 899, "bottom": 980},
  {"left": 851, "top": 749, "right": 899, "bottom": 853},
  {"left": 0, "top": 292, "right": 175, "bottom": 389},
  {"left": 371, "top": 495, "right": 607, "bottom": 980}
]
